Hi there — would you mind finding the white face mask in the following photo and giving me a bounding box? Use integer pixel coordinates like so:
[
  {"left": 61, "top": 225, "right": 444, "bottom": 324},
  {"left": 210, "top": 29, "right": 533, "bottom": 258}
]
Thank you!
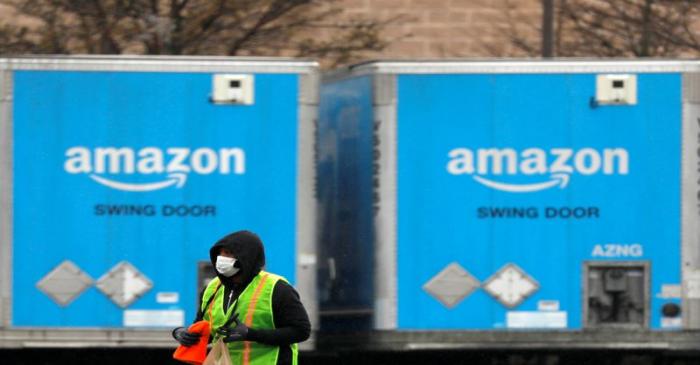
[{"left": 215, "top": 256, "right": 240, "bottom": 277}]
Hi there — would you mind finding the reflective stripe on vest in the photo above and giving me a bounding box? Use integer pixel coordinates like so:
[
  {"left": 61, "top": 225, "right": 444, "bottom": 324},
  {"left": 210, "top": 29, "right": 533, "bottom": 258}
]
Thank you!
[{"left": 201, "top": 272, "right": 299, "bottom": 365}]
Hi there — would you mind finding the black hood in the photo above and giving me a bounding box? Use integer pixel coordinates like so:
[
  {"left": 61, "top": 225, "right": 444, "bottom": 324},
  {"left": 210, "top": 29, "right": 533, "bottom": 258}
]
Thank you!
[{"left": 209, "top": 230, "right": 266, "bottom": 288}]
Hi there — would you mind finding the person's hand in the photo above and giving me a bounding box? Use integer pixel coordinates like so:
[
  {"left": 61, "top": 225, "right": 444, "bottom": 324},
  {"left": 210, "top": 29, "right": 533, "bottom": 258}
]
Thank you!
[
  {"left": 216, "top": 317, "right": 249, "bottom": 342},
  {"left": 172, "top": 327, "right": 202, "bottom": 346}
]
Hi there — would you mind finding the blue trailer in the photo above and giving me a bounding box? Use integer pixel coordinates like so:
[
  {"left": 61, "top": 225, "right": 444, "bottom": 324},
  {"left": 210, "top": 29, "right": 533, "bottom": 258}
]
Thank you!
[
  {"left": 0, "top": 56, "right": 318, "bottom": 348},
  {"left": 317, "top": 60, "right": 700, "bottom": 350}
]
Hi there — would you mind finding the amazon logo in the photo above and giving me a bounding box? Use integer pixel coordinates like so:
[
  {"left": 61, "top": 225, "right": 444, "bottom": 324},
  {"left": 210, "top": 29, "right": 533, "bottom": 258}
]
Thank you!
[
  {"left": 446, "top": 147, "right": 629, "bottom": 193},
  {"left": 64, "top": 146, "right": 246, "bottom": 192}
]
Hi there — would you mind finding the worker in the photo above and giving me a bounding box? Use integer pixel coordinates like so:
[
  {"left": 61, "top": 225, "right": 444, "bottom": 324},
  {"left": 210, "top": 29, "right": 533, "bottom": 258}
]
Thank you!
[{"left": 172, "top": 230, "right": 311, "bottom": 365}]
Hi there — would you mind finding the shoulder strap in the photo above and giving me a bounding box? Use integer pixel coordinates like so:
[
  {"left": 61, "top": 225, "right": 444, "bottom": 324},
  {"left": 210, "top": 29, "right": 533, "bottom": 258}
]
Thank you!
[
  {"left": 222, "top": 300, "right": 240, "bottom": 328},
  {"left": 200, "top": 281, "right": 221, "bottom": 322}
]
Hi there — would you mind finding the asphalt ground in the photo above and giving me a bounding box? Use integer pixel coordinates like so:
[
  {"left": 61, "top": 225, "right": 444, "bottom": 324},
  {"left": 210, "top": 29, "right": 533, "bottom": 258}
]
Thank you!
[{"left": 1, "top": 348, "right": 699, "bottom": 365}]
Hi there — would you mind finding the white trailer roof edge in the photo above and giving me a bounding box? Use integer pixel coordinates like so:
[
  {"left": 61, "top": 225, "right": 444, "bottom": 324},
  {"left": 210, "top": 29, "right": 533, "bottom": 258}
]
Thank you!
[
  {"left": 0, "top": 55, "right": 318, "bottom": 73},
  {"left": 336, "top": 59, "right": 700, "bottom": 76}
]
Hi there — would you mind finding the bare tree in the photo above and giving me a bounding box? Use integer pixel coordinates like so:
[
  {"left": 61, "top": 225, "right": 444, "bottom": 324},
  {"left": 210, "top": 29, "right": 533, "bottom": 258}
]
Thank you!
[
  {"left": 492, "top": 0, "right": 700, "bottom": 58},
  {"left": 0, "top": 0, "right": 397, "bottom": 67}
]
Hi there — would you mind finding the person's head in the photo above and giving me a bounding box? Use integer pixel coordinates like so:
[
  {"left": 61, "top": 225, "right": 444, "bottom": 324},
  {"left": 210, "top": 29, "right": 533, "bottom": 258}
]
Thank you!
[
  {"left": 218, "top": 247, "right": 235, "bottom": 258},
  {"left": 209, "top": 230, "right": 266, "bottom": 286}
]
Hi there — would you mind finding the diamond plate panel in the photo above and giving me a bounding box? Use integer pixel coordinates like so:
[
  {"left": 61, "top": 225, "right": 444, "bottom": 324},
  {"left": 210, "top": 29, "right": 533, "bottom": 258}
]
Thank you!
[
  {"left": 483, "top": 263, "right": 539, "bottom": 308},
  {"left": 422, "top": 262, "right": 480, "bottom": 308},
  {"left": 96, "top": 261, "right": 153, "bottom": 308},
  {"left": 36, "top": 260, "right": 94, "bottom": 307}
]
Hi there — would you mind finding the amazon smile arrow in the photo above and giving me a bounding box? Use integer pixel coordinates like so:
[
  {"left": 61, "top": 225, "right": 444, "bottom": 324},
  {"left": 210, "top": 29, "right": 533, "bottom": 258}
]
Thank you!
[
  {"left": 472, "top": 173, "right": 570, "bottom": 193},
  {"left": 89, "top": 173, "right": 188, "bottom": 192}
]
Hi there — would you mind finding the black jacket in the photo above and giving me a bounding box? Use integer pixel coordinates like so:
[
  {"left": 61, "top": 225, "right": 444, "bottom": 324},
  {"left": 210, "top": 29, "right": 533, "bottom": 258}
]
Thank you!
[{"left": 197, "top": 230, "right": 311, "bottom": 365}]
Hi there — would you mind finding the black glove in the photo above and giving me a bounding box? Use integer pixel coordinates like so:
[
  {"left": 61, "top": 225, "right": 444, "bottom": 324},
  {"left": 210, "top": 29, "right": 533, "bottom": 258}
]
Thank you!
[
  {"left": 216, "top": 317, "right": 249, "bottom": 343},
  {"left": 172, "top": 327, "right": 201, "bottom": 347}
]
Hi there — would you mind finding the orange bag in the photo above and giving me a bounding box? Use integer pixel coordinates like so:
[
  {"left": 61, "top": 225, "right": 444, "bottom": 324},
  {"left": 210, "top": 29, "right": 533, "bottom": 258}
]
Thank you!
[
  {"left": 172, "top": 320, "right": 212, "bottom": 365},
  {"left": 174, "top": 283, "right": 222, "bottom": 365}
]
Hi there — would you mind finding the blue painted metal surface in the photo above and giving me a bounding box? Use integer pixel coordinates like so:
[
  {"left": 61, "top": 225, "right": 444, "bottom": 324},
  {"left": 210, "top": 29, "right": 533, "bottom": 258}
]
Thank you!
[
  {"left": 12, "top": 71, "right": 299, "bottom": 327},
  {"left": 395, "top": 73, "right": 680, "bottom": 329}
]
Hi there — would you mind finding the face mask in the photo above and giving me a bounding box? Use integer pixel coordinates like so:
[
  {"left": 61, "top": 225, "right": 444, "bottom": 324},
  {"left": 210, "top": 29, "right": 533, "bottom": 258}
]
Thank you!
[{"left": 216, "top": 256, "right": 240, "bottom": 277}]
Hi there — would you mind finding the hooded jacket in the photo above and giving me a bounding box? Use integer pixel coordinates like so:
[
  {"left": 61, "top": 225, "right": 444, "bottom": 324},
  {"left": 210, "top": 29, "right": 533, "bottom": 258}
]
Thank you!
[
  {"left": 196, "top": 230, "right": 310, "bottom": 365},
  {"left": 208, "top": 230, "right": 266, "bottom": 293}
]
